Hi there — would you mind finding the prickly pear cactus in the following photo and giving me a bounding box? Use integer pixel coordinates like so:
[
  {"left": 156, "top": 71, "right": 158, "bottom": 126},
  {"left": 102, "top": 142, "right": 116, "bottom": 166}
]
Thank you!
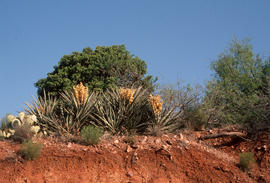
[{"left": 0, "top": 112, "right": 42, "bottom": 138}]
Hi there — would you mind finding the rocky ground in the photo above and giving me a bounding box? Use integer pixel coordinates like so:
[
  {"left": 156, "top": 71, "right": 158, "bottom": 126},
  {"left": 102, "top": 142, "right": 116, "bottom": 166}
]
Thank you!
[{"left": 0, "top": 128, "right": 269, "bottom": 183}]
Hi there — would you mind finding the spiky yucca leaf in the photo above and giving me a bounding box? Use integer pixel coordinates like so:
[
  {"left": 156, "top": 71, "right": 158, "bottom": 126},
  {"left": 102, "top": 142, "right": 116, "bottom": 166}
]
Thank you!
[
  {"left": 147, "top": 100, "right": 184, "bottom": 135},
  {"left": 60, "top": 90, "right": 96, "bottom": 135},
  {"left": 25, "top": 91, "right": 64, "bottom": 135},
  {"left": 92, "top": 87, "right": 152, "bottom": 134},
  {"left": 25, "top": 89, "right": 96, "bottom": 136}
]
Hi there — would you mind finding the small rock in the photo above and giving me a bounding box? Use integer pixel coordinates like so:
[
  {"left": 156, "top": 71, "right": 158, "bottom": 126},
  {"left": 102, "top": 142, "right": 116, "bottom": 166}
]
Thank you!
[
  {"left": 126, "top": 171, "right": 133, "bottom": 177},
  {"left": 162, "top": 145, "right": 168, "bottom": 150},
  {"left": 126, "top": 145, "right": 132, "bottom": 153},
  {"left": 114, "top": 139, "right": 119, "bottom": 144},
  {"left": 67, "top": 142, "right": 72, "bottom": 148},
  {"left": 155, "top": 138, "right": 161, "bottom": 144},
  {"left": 131, "top": 144, "right": 138, "bottom": 149},
  {"left": 140, "top": 136, "right": 147, "bottom": 144},
  {"left": 179, "top": 133, "right": 183, "bottom": 140},
  {"left": 166, "top": 140, "right": 172, "bottom": 145}
]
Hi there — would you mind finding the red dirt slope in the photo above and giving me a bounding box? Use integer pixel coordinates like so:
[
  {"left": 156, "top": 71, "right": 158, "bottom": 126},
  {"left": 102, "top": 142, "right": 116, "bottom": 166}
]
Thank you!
[{"left": 0, "top": 130, "right": 269, "bottom": 183}]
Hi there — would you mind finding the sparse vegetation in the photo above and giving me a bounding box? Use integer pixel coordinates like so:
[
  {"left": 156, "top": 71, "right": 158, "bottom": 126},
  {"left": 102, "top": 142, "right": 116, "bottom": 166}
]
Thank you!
[
  {"left": 22, "top": 39, "right": 270, "bottom": 139},
  {"left": 20, "top": 140, "right": 43, "bottom": 160},
  {"left": 80, "top": 125, "right": 103, "bottom": 145},
  {"left": 239, "top": 152, "right": 255, "bottom": 172}
]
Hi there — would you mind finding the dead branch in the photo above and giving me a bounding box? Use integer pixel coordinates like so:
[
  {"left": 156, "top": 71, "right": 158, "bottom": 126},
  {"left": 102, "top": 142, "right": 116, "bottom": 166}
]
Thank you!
[{"left": 199, "top": 132, "right": 246, "bottom": 140}]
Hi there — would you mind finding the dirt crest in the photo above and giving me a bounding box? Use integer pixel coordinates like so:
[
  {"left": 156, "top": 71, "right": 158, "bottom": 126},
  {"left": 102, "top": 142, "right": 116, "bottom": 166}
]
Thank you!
[{"left": 0, "top": 130, "right": 269, "bottom": 183}]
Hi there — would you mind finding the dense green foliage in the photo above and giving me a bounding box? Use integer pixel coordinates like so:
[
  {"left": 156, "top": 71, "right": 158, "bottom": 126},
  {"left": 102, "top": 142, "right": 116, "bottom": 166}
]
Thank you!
[
  {"left": 35, "top": 45, "right": 156, "bottom": 97},
  {"left": 203, "top": 39, "right": 270, "bottom": 128}
]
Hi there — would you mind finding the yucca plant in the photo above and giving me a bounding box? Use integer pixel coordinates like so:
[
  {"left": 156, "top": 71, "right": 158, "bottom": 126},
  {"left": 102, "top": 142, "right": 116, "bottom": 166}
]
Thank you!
[
  {"left": 25, "top": 91, "right": 61, "bottom": 135},
  {"left": 92, "top": 87, "right": 152, "bottom": 134},
  {"left": 26, "top": 83, "right": 96, "bottom": 136},
  {"left": 59, "top": 86, "right": 96, "bottom": 136},
  {"left": 147, "top": 94, "right": 184, "bottom": 135}
]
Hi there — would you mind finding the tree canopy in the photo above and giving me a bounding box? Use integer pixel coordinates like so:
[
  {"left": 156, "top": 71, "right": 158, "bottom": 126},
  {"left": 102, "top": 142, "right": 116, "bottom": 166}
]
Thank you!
[
  {"left": 203, "top": 38, "right": 270, "bottom": 126},
  {"left": 35, "top": 45, "right": 156, "bottom": 97}
]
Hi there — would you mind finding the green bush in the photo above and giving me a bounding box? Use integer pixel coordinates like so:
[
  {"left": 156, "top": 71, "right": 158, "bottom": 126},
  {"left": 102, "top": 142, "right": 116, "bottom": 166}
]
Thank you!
[
  {"left": 20, "top": 140, "right": 43, "bottom": 160},
  {"left": 35, "top": 45, "right": 156, "bottom": 97},
  {"left": 239, "top": 152, "right": 255, "bottom": 172},
  {"left": 80, "top": 125, "right": 103, "bottom": 145},
  {"left": 204, "top": 38, "right": 270, "bottom": 129}
]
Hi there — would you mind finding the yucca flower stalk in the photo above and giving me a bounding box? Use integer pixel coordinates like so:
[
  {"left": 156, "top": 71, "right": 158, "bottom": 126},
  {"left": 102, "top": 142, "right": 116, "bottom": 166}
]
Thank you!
[
  {"left": 147, "top": 94, "right": 185, "bottom": 135},
  {"left": 120, "top": 88, "right": 135, "bottom": 104},
  {"left": 149, "top": 94, "right": 163, "bottom": 115},
  {"left": 73, "top": 82, "right": 89, "bottom": 105}
]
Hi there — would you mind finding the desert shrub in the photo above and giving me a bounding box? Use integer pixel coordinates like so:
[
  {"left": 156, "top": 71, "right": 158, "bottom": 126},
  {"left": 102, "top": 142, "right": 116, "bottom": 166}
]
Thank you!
[
  {"left": 204, "top": 38, "right": 270, "bottom": 129},
  {"left": 202, "top": 40, "right": 270, "bottom": 133},
  {"left": 80, "top": 125, "right": 103, "bottom": 145},
  {"left": 92, "top": 87, "right": 153, "bottom": 134},
  {"left": 35, "top": 45, "right": 156, "bottom": 97},
  {"left": 147, "top": 93, "right": 184, "bottom": 135},
  {"left": 13, "top": 123, "right": 34, "bottom": 143},
  {"left": 184, "top": 107, "right": 208, "bottom": 131},
  {"left": 25, "top": 83, "right": 96, "bottom": 136},
  {"left": 25, "top": 91, "right": 59, "bottom": 135},
  {"left": 156, "top": 81, "right": 204, "bottom": 131},
  {"left": 20, "top": 140, "right": 43, "bottom": 160},
  {"left": 239, "top": 152, "right": 255, "bottom": 172}
]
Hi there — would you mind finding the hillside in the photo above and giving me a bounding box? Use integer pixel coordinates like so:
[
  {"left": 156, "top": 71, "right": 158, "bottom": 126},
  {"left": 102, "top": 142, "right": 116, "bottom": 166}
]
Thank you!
[{"left": 0, "top": 128, "right": 269, "bottom": 183}]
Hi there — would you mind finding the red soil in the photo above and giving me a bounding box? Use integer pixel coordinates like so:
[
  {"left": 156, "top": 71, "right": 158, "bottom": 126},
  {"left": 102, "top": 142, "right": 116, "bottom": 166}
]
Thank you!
[{"left": 0, "top": 129, "right": 269, "bottom": 183}]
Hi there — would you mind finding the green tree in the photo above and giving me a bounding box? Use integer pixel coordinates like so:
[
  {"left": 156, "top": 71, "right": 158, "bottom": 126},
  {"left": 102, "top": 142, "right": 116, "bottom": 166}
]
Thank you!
[
  {"left": 203, "top": 38, "right": 270, "bottom": 127},
  {"left": 35, "top": 45, "right": 156, "bottom": 97}
]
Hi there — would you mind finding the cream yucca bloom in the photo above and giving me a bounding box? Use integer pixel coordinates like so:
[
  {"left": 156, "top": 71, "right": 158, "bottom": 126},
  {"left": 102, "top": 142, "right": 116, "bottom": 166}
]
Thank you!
[
  {"left": 73, "top": 82, "right": 89, "bottom": 105},
  {"left": 149, "top": 94, "right": 163, "bottom": 115},
  {"left": 120, "top": 88, "right": 135, "bottom": 104}
]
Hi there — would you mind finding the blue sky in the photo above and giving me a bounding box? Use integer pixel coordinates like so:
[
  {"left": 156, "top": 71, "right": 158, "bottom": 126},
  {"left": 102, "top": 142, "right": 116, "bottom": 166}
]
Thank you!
[{"left": 0, "top": 0, "right": 270, "bottom": 117}]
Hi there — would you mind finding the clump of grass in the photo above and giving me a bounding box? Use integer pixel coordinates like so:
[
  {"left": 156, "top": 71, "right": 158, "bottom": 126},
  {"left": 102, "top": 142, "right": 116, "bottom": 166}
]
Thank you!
[
  {"left": 80, "top": 125, "right": 103, "bottom": 145},
  {"left": 20, "top": 140, "right": 43, "bottom": 160},
  {"left": 239, "top": 152, "right": 255, "bottom": 172}
]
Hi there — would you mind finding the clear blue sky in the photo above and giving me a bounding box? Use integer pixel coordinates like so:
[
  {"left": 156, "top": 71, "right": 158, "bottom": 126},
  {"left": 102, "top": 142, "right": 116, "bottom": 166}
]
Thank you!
[{"left": 0, "top": 0, "right": 270, "bottom": 117}]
